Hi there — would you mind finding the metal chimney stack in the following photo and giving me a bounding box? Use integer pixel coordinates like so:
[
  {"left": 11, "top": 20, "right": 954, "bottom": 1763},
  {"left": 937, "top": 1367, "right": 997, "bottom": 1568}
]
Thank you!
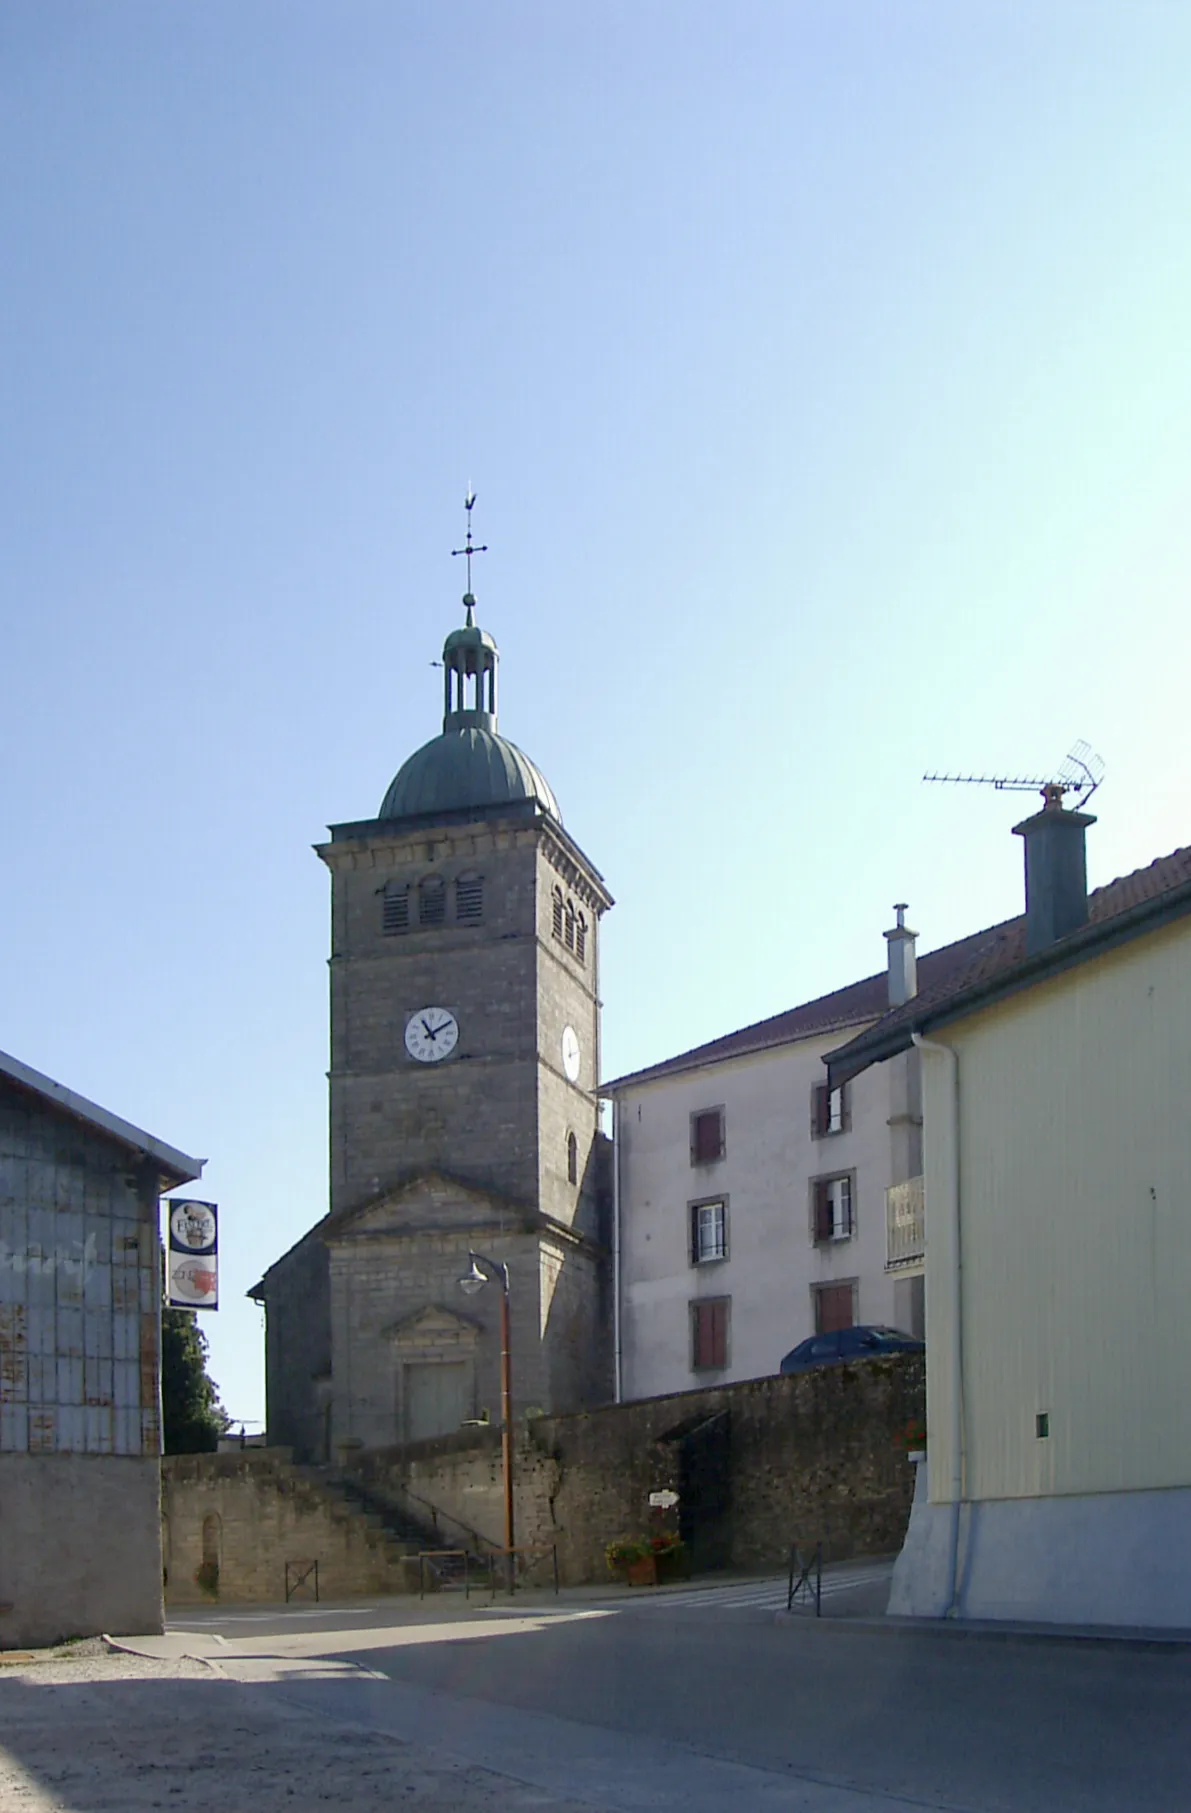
[
  {"left": 1012, "top": 785, "right": 1096, "bottom": 954},
  {"left": 884, "top": 903, "right": 918, "bottom": 1006}
]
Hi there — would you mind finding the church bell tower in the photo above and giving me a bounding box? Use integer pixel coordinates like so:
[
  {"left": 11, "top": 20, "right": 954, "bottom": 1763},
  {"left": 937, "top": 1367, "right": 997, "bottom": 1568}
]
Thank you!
[{"left": 310, "top": 505, "right": 614, "bottom": 1449}]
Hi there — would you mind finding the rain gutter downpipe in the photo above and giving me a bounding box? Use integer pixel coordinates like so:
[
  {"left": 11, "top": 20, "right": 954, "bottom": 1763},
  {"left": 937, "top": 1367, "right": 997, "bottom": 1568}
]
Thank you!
[
  {"left": 612, "top": 1097, "right": 623, "bottom": 1403},
  {"left": 911, "top": 1030, "right": 964, "bottom": 1618}
]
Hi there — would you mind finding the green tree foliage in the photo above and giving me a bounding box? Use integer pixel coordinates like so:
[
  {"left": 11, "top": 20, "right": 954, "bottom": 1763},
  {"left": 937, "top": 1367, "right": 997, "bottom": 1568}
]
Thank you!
[{"left": 161, "top": 1308, "right": 228, "bottom": 1454}]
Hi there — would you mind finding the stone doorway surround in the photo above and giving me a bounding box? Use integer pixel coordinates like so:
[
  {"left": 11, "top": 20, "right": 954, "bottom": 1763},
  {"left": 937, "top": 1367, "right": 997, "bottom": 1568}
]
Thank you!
[{"left": 386, "top": 1304, "right": 481, "bottom": 1445}]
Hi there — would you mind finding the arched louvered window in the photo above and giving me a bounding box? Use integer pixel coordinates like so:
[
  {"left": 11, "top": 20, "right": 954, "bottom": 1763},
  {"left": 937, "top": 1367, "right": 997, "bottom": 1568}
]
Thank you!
[
  {"left": 418, "top": 875, "right": 446, "bottom": 926},
  {"left": 567, "top": 1131, "right": 578, "bottom": 1185},
  {"left": 381, "top": 880, "right": 410, "bottom": 935},
  {"left": 456, "top": 872, "right": 483, "bottom": 923},
  {"left": 564, "top": 897, "right": 576, "bottom": 951},
  {"left": 551, "top": 886, "right": 564, "bottom": 942},
  {"left": 575, "top": 913, "right": 587, "bottom": 965}
]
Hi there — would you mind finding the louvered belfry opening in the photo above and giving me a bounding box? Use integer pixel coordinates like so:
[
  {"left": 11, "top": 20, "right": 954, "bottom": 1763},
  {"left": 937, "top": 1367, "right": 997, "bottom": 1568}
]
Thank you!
[
  {"left": 455, "top": 873, "right": 483, "bottom": 922},
  {"left": 382, "top": 881, "right": 410, "bottom": 934},
  {"left": 418, "top": 876, "right": 446, "bottom": 926}
]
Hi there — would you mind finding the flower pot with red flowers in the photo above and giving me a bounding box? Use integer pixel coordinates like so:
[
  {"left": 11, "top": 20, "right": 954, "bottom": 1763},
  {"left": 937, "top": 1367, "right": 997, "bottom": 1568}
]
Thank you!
[
  {"left": 606, "top": 1537, "right": 657, "bottom": 1586},
  {"left": 896, "top": 1418, "right": 928, "bottom": 1464},
  {"left": 649, "top": 1532, "right": 689, "bottom": 1584}
]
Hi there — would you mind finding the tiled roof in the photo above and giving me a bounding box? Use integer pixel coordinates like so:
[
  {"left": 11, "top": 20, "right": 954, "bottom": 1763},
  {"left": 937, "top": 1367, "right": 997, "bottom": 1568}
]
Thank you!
[
  {"left": 825, "top": 842, "right": 1191, "bottom": 1084},
  {"left": 601, "top": 843, "right": 1191, "bottom": 1096},
  {"left": 601, "top": 922, "right": 1014, "bottom": 1092}
]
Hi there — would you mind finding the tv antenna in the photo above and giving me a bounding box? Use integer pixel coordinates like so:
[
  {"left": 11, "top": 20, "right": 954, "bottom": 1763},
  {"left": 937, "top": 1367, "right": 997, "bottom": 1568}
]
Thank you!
[{"left": 924, "top": 741, "right": 1105, "bottom": 811}]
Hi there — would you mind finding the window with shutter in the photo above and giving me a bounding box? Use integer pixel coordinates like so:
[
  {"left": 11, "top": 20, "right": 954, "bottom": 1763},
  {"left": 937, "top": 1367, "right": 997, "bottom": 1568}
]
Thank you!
[
  {"left": 418, "top": 876, "right": 446, "bottom": 926},
  {"left": 564, "top": 898, "right": 576, "bottom": 950},
  {"left": 813, "top": 1281, "right": 856, "bottom": 1335},
  {"left": 691, "top": 1297, "right": 729, "bottom": 1369},
  {"left": 691, "top": 1199, "right": 727, "bottom": 1263},
  {"left": 575, "top": 913, "right": 587, "bottom": 965},
  {"left": 691, "top": 1108, "right": 725, "bottom": 1165},
  {"left": 567, "top": 1131, "right": 578, "bottom": 1185},
  {"left": 811, "top": 1173, "right": 854, "bottom": 1243},
  {"left": 381, "top": 882, "right": 409, "bottom": 935},
  {"left": 551, "top": 887, "right": 564, "bottom": 941},
  {"left": 455, "top": 873, "right": 483, "bottom": 922},
  {"left": 811, "top": 1083, "right": 849, "bottom": 1137}
]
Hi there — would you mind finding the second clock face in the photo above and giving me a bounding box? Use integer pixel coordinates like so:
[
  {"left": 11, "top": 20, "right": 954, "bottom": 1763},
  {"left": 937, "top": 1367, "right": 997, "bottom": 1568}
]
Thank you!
[
  {"left": 405, "top": 1007, "right": 459, "bottom": 1063},
  {"left": 561, "top": 1024, "right": 581, "bottom": 1083}
]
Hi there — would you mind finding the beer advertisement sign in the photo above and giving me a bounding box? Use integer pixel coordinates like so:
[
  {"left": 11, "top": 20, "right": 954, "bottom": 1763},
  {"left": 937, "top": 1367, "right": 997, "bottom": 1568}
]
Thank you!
[{"left": 166, "top": 1199, "right": 218, "bottom": 1309}]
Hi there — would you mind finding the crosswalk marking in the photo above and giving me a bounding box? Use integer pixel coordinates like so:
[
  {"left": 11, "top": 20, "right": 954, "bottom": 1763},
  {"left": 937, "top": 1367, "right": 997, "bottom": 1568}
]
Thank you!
[{"left": 609, "top": 1564, "right": 893, "bottom": 1614}]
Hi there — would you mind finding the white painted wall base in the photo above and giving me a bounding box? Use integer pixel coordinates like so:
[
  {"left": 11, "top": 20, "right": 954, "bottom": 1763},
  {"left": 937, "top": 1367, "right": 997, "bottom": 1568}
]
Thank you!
[{"left": 889, "top": 1466, "right": 1191, "bottom": 1629}]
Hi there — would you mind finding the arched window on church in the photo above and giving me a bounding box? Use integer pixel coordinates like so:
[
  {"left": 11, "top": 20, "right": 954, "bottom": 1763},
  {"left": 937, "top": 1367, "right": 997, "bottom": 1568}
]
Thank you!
[
  {"left": 564, "top": 897, "right": 576, "bottom": 952},
  {"left": 418, "top": 876, "right": 446, "bottom": 926},
  {"left": 455, "top": 872, "right": 483, "bottom": 923},
  {"left": 551, "top": 886, "right": 564, "bottom": 942},
  {"left": 575, "top": 913, "right": 587, "bottom": 966},
  {"left": 567, "top": 1131, "right": 578, "bottom": 1185},
  {"left": 381, "top": 880, "right": 410, "bottom": 935}
]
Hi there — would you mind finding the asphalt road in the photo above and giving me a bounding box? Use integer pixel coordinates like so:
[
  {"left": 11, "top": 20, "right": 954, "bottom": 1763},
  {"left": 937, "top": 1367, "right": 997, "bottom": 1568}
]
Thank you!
[{"left": 169, "top": 1577, "right": 1191, "bottom": 1812}]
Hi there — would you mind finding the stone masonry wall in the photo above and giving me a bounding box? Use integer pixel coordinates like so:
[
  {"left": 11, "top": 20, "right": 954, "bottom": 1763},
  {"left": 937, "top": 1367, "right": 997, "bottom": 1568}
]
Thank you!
[
  {"left": 162, "top": 1450, "right": 416, "bottom": 1605},
  {"left": 351, "top": 1353, "right": 925, "bottom": 1584},
  {"left": 163, "top": 1359, "right": 924, "bottom": 1602}
]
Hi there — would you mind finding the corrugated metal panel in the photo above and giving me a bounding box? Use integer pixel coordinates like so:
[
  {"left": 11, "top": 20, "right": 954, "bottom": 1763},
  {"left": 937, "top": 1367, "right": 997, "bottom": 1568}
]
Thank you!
[
  {"left": 0, "top": 1094, "right": 163, "bottom": 1457},
  {"left": 925, "top": 916, "right": 1191, "bottom": 1505}
]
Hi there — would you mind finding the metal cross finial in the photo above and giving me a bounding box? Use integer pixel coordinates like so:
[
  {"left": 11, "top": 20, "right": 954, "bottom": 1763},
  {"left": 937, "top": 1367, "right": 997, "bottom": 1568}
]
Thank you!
[{"left": 451, "top": 490, "right": 488, "bottom": 603}]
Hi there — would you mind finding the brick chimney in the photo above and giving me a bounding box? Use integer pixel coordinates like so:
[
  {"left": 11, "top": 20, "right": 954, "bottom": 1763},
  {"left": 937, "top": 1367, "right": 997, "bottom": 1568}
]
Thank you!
[
  {"left": 1012, "top": 785, "right": 1096, "bottom": 955},
  {"left": 884, "top": 903, "right": 918, "bottom": 1007}
]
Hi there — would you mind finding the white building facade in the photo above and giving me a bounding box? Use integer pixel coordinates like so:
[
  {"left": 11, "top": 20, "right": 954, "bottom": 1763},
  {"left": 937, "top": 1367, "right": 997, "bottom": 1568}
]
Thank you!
[
  {"left": 827, "top": 805, "right": 1191, "bottom": 1629},
  {"left": 605, "top": 910, "right": 935, "bottom": 1403}
]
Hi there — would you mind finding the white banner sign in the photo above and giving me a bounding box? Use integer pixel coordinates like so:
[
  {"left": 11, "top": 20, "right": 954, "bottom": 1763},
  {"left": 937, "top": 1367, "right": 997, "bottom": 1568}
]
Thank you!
[{"left": 166, "top": 1199, "right": 218, "bottom": 1309}]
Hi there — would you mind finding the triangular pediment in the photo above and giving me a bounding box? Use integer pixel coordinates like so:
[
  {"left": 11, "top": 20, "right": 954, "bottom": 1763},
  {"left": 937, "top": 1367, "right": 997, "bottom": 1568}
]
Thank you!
[
  {"left": 326, "top": 1169, "right": 534, "bottom": 1243},
  {"left": 383, "top": 1303, "right": 482, "bottom": 1347}
]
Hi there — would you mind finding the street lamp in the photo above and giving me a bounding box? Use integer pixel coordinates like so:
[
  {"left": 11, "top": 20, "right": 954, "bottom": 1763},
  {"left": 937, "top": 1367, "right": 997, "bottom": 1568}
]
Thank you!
[{"left": 458, "top": 1250, "right": 514, "bottom": 1561}]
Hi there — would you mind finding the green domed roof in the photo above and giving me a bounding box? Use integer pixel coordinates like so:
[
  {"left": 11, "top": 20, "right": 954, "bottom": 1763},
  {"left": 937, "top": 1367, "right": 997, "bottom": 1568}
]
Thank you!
[{"left": 379, "top": 726, "right": 561, "bottom": 824}]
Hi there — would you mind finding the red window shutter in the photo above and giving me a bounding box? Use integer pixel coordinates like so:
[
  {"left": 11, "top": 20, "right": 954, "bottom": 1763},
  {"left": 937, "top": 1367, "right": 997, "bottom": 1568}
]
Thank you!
[
  {"left": 711, "top": 1300, "right": 727, "bottom": 1367},
  {"left": 817, "top": 1283, "right": 854, "bottom": 1334},
  {"left": 693, "top": 1110, "right": 724, "bottom": 1164},
  {"left": 812, "top": 1084, "right": 829, "bottom": 1138},
  {"left": 813, "top": 1180, "right": 833, "bottom": 1242}
]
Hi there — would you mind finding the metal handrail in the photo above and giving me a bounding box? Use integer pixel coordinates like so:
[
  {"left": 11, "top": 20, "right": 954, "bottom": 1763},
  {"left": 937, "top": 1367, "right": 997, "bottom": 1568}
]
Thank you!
[
  {"left": 483, "top": 1543, "right": 560, "bottom": 1598},
  {"left": 417, "top": 1548, "right": 474, "bottom": 1600},
  {"left": 396, "top": 1482, "right": 493, "bottom": 1556},
  {"left": 787, "top": 1542, "right": 822, "bottom": 1616}
]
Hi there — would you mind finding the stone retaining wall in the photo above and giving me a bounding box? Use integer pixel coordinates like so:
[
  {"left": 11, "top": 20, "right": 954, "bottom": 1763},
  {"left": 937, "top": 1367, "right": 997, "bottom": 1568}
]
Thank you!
[
  {"left": 164, "top": 1357, "right": 923, "bottom": 1601},
  {"left": 353, "top": 1354, "right": 925, "bottom": 1582},
  {"left": 161, "top": 1450, "right": 416, "bottom": 1605}
]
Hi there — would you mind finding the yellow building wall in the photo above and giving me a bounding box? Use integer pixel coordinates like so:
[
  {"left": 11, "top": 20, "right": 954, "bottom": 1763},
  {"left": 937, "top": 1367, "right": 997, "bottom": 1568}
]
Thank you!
[{"left": 923, "top": 915, "right": 1191, "bottom": 1505}]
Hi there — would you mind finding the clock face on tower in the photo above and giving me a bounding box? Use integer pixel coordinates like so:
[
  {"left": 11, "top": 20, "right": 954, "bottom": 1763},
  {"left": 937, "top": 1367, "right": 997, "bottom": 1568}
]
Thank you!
[
  {"left": 561, "top": 1024, "right": 581, "bottom": 1083},
  {"left": 404, "top": 1007, "right": 459, "bottom": 1064}
]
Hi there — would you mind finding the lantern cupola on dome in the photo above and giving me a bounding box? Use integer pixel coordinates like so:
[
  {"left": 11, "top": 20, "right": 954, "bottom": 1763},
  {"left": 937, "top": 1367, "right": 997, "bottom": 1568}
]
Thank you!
[{"left": 377, "top": 499, "right": 561, "bottom": 826}]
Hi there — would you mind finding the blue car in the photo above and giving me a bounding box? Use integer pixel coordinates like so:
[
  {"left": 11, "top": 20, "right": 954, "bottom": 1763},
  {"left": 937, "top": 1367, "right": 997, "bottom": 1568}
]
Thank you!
[{"left": 779, "top": 1325, "right": 925, "bottom": 1374}]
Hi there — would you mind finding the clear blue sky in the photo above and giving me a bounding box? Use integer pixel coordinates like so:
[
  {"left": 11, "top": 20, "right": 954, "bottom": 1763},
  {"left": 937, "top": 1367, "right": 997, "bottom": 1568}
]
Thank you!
[{"left": 4, "top": 3, "right": 1190, "bottom": 1423}]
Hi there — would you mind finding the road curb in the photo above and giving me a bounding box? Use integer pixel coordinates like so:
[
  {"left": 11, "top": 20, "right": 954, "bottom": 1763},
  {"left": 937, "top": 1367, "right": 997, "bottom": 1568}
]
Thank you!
[{"left": 774, "top": 1610, "right": 1191, "bottom": 1652}]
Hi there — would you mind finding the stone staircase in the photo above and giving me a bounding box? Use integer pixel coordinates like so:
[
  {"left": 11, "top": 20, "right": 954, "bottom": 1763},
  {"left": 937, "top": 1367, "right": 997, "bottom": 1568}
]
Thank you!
[{"left": 296, "top": 1465, "right": 489, "bottom": 1591}]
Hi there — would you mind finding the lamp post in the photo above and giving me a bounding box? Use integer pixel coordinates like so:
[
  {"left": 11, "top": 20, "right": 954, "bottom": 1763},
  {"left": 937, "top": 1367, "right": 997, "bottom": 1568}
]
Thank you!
[{"left": 458, "top": 1251, "right": 514, "bottom": 1561}]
